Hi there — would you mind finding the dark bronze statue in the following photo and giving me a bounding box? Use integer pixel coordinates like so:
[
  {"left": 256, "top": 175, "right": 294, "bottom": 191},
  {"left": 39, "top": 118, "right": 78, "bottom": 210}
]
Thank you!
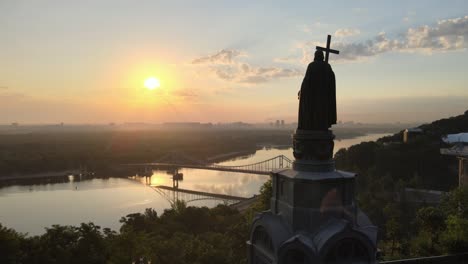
[
  {"left": 293, "top": 35, "right": 340, "bottom": 164},
  {"left": 298, "top": 50, "right": 336, "bottom": 130}
]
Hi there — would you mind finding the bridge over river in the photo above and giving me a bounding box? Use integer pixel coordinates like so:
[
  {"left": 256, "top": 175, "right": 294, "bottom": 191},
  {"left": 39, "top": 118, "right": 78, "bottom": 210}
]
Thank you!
[
  {"left": 152, "top": 185, "right": 250, "bottom": 205},
  {"left": 124, "top": 152, "right": 293, "bottom": 175},
  {"left": 124, "top": 152, "right": 291, "bottom": 209}
]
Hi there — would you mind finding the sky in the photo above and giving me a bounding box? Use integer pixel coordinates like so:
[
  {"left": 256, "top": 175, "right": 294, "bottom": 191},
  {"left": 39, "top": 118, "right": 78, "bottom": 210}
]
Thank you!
[{"left": 1, "top": 0, "right": 468, "bottom": 124}]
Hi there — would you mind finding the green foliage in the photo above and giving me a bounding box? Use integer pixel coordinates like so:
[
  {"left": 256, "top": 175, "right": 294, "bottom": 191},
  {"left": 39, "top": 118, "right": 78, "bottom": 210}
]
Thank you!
[
  {"left": 257, "top": 179, "right": 272, "bottom": 211},
  {"left": 335, "top": 111, "right": 468, "bottom": 260},
  {"left": 441, "top": 186, "right": 468, "bottom": 218},
  {"left": 441, "top": 215, "right": 468, "bottom": 254},
  {"left": 409, "top": 188, "right": 468, "bottom": 257},
  {"left": 119, "top": 208, "right": 159, "bottom": 233},
  {"left": 0, "top": 224, "right": 23, "bottom": 264},
  {"left": 410, "top": 230, "right": 437, "bottom": 257},
  {"left": 412, "top": 207, "right": 445, "bottom": 255},
  {"left": 415, "top": 207, "right": 446, "bottom": 234},
  {"left": 383, "top": 203, "right": 403, "bottom": 255},
  {"left": 0, "top": 203, "right": 249, "bottom": 264}
]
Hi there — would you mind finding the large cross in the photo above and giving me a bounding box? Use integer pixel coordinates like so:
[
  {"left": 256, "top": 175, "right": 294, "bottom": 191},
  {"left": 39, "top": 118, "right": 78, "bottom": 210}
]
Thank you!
[{"left": 316, "top": 34, "right": 339, "bottom": 63}]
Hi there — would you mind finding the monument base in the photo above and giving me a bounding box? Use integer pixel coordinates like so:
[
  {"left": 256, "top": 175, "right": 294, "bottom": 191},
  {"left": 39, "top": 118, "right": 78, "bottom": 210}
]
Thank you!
[
  {"left": 293, "top": 129, "right": 335, "bottom": 172},
  {"left": 248, "top": 129, "right": 378, "bottom": 263},
  {"left": 247, "top": 167, "right": 378, "bottom": 264}
]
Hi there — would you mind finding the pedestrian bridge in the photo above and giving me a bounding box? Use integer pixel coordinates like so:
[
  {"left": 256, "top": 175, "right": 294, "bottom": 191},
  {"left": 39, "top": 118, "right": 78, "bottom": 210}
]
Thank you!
[
  {"left": 125, "top": 152, "right": 293, "bottom": 175},
  {"left": 152, "top": 185, "right": 249, "bottom": 205}
]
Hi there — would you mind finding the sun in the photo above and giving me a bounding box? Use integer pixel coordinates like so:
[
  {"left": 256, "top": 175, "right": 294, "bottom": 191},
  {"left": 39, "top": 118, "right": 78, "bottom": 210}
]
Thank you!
[{"left": 144, "top": 77, "right": 160, "bottom": 90}]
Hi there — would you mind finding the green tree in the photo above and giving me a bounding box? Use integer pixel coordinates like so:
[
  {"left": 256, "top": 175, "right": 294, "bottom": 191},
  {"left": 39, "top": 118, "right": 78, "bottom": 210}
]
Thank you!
[
  {"left": 39, "top": 225, "right": 80, "bottom": 264},
  {"left": 257, "top": 179, "right": 272, "bottom": 211},
  {"left": 412, "top": 207, "right": 446, "bottom": 255},
  {"left": 441, "top": 186, "right": 468, "bottom": 218},
  {"left": 72, "top": 223, "right": 107, "bottom": 264},
  {"left": 0, "top": 224, "right": 23, "bottom": 264},
  {"left": 441, "top": 214, "right": 468, "bottom": 253},
  {"left": 383, "top": 203, "right": 403, "bottom": 257}
]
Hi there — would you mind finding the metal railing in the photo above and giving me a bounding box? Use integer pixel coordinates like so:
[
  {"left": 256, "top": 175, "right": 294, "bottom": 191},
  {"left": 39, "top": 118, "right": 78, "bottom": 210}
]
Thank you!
[{"left": 380, "top": 253, "right": 468, "bottom": 264}]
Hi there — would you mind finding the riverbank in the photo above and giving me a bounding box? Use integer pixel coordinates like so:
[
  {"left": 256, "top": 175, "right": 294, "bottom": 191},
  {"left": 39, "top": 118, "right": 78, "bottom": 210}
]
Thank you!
[{"left": 0, "top": 169, "right": 86, "bottom": 181}]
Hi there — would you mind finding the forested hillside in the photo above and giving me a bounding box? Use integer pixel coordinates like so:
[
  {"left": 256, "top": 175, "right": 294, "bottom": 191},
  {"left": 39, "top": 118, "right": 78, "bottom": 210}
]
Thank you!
[
  {"left": 335, "top": 110, "right": 468, "bottom": 259},
  {"left": 336, "top": 110, "right": 468, "bottom": 192}
]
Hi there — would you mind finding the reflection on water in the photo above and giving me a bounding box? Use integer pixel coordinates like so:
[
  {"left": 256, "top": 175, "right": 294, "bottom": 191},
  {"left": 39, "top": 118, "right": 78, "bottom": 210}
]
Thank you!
[
  {"left": 0, "top": 178, "right": 169, "bottom": 235},
  {"left": 0, "top": 133, "right": 388, "bottom": 235}
]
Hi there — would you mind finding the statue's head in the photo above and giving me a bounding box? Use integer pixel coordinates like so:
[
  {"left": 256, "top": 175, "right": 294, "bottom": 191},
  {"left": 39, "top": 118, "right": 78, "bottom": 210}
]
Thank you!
[{"left": 314, "top": 50, "right": 324, "bottom": 61}]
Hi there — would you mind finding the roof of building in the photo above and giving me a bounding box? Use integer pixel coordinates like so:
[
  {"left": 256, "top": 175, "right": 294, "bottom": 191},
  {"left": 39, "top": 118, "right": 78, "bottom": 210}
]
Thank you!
[
  {"left": 405, "top": 128, "right": 423, "bottom": 133},
  {"left": 441, "top": 144, "right": 468, "bottom": 157},
  {"left": 443, "top": 133, "right": 468, "bottom": 144}
]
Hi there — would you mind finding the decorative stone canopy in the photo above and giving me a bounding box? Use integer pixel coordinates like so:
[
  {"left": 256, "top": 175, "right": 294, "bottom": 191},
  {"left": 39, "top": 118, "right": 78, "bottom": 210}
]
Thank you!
[{"left": 247, "top": 167, "right": 377, "bottom": 264}]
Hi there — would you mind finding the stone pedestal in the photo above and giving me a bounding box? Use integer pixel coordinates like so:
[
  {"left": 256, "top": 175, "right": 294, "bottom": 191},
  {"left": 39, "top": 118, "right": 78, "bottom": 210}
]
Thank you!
[
  {"left": 247, "top": 129, "right": 378, "bottom": 264},
  {"left": 293, "top": 129, "right": 335, "bottom": 172}
]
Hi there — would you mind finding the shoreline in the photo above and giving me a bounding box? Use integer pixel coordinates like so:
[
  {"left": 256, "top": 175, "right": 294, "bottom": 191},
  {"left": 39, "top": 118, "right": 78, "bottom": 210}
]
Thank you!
[{"left": 0, "top": 169, "right": 84, "bottom": 181}]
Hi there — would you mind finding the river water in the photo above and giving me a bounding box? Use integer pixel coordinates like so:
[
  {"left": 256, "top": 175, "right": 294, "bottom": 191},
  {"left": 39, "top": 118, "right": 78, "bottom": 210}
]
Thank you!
[{"left": 0, "top": 133, "right": 388, "bottom": 235}]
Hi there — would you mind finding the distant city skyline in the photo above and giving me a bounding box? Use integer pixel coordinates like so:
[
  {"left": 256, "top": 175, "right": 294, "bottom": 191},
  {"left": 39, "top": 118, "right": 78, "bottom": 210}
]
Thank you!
[{"left": 1, "top": 1, "right": 467, "bottom": 124}]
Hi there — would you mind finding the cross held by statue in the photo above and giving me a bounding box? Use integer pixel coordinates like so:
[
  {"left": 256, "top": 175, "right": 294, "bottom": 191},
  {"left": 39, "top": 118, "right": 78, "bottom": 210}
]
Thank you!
[{"left": 316, "top": 34, "right": 340, "bottom": 63}]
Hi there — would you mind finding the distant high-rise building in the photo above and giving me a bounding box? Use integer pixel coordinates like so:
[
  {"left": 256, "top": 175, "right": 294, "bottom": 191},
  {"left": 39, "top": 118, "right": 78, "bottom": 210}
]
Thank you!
[
  {"left": 275, "top": 120, "right": 280, "bottom": 127},
  {"left": 280, "top": 120, "right": 285, "bottom": 126}
]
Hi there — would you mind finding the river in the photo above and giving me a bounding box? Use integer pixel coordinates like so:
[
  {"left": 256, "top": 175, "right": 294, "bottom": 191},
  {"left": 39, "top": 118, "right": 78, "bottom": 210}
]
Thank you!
[{"left": 0, "top": 133, "right": 388, "bottom": 235}]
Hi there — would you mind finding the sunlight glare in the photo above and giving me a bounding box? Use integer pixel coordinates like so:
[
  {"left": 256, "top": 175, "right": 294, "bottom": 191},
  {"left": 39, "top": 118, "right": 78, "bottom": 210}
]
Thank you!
[{"left": 144, "top": 77, "right": 160, "bottom": 90}]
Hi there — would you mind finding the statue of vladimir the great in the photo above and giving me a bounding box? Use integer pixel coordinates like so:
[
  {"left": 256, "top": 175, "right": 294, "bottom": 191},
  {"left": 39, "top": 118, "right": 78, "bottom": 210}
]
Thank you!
[{"left": 298, "top": 50, "right": 336, "bottom": 130}]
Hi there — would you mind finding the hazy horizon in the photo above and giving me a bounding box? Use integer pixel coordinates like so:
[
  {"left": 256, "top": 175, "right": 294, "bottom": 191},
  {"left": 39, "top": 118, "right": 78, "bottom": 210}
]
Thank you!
[{"left": 1, "top": 1, "right": 467, "bottom": 124}]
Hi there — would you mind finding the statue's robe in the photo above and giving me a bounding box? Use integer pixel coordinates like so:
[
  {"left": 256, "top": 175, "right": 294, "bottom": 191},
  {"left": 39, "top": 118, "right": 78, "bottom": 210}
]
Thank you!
[{"left": 298, "top": 60, "right": 336, "bottom": 130}]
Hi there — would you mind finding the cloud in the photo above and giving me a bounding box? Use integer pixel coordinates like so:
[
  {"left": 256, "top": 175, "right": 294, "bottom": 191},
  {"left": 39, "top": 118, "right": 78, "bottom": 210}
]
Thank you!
[
  {"left": 191, "top": 49, "right": 243, "bottom": 64},
  {"left": 0, "top": 92, "right": 27, "bottom": 102},
  {"left": 214, "top": 64, "right": 302, "bottom": 84},
  {"left": 172, "top": 88, "right": 198, "bottom": 98},
  {"left": 214, "top": 67, "right": 237, "bottom": 81},
  {"left": 0, "top": 86, "right": 8, "bottom": 90},
  {"left": 334, "top": 28, "right": 361, "bottom": 37},
  {"left": 405, "top": 16, "right": 468, "bottom": 51},
  {"left": 273, "top": 56, "right": 298, "bottom": 63},
  {"left": 301, "top": 16, "right": 468, "bottom": 62},
  {"left": 192, "top": 50, "right": 302, "bottom": 84},
  {"left": 299, "top": 22, "right": 323, "bottom": 33},
  {"left": 237, "top": 67, "right": 302, "bottom": 84}
]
